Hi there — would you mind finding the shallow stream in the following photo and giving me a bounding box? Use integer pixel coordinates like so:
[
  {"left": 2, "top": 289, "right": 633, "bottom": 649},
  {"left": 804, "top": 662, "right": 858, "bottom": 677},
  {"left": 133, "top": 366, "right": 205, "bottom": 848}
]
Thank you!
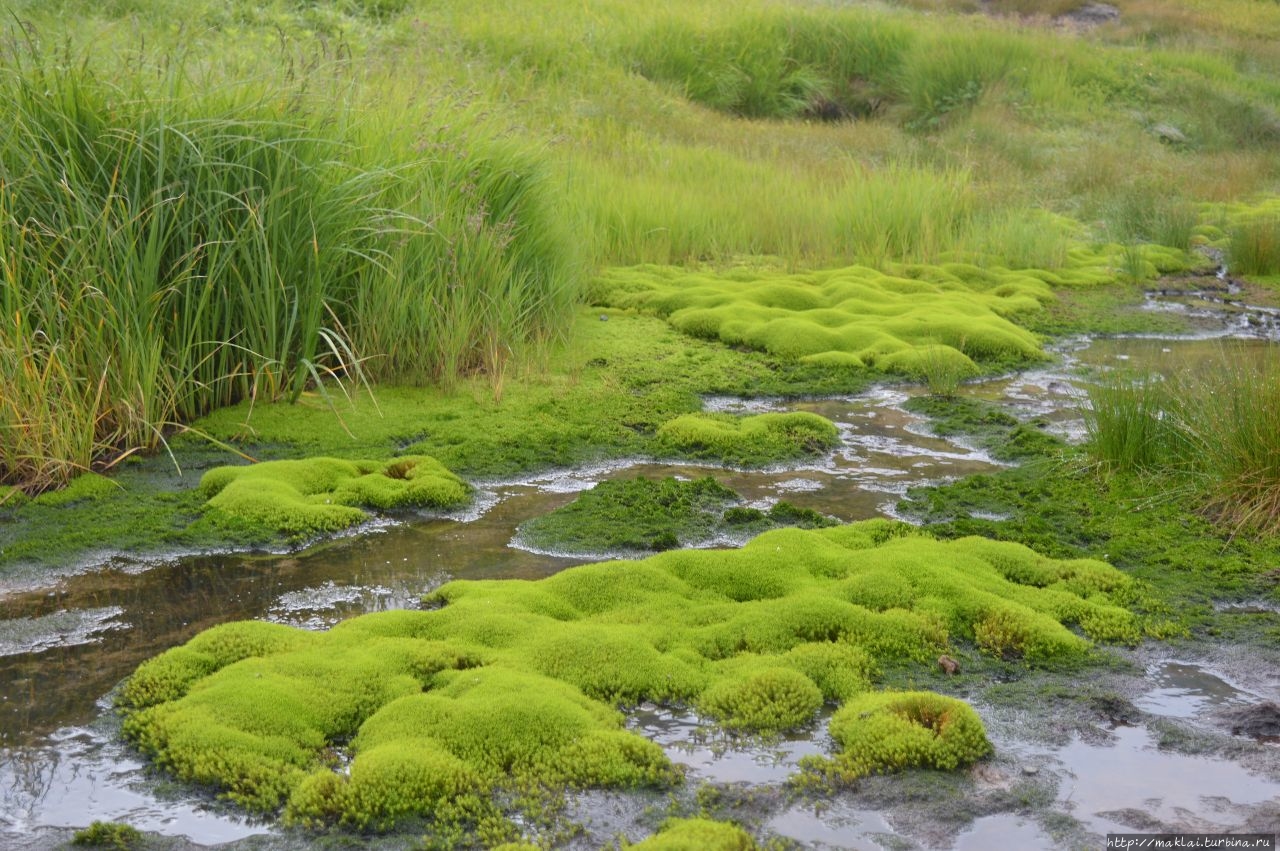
[{"left": 2, "top": 290, "right": 1278, "bottom": 849}]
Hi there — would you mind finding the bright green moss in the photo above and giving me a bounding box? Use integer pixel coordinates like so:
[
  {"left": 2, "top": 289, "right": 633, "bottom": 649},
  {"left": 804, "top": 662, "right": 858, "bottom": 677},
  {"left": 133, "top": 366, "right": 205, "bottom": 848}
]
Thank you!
[
  {"left": 121, "top": 521, "right": 1152, "bottom": 828},
  {"left": 654, "top": 412, "right": 839, "bottom": 467},
  {"left": 630, "top": 817, "right": 758, "bottom": 851},
  {"left": 814, "top": 691, "right": 992, "bottom": 782},
  {"left": 594, "top": 263, "right": 1051, "bottom": 374},
  {"left": 32, "top": 472, "right": 117, "bottom": 506},
  {"left": 699, "top": 666, "right": 823, "bottom": 730},
  {"left": 199, "top": 455, "right": 470, "bottom": 539},
  {"left": 0, "top": 484, "right": 28, "bottom": 507}
]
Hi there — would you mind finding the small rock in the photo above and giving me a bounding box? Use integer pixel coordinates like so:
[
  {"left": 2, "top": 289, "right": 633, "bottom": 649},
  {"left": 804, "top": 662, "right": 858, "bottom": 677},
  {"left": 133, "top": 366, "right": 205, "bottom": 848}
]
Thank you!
[
  {"left": 1021, "top": 764, "right": 1039, "bottom": 776},
  {"left": 599, "top": 314, "right": 609, "bottom": 321},
  {"left": 938, "top": 654, "right": 960, "bottom": 675},
  {"left": 1152, "top": 123, "right": 1189, "bottom": 145}
]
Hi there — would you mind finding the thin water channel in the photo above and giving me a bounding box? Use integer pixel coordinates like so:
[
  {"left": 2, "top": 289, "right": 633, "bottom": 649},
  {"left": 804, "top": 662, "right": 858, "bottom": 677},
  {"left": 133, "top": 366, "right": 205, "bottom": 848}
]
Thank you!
[{"left": 1, "top": 288, "right": 1278, "bottom": 849}]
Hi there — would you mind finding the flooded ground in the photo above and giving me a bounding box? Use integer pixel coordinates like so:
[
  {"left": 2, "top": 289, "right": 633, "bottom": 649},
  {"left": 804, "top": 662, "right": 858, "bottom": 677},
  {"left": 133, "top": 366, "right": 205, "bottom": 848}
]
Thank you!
[{"left": 1, "top": 288, "right": 1278, "bottom": 849}]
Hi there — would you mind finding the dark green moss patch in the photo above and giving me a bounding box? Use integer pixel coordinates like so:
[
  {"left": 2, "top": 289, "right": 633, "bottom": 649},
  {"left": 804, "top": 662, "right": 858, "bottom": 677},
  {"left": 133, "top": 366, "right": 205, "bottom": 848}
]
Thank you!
[
  {"left": 903, "top": 395, "right": 1064, "bottom": 462},
  {"left": 120, "top": 520, "right": 1155, "bottom": 832},
  {"left": 517, "top": 476, "right": 836, "bottom": 555}
]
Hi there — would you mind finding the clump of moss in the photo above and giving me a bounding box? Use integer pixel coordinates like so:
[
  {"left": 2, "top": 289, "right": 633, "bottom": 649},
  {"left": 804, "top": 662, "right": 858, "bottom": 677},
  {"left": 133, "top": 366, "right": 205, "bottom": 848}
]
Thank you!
[
  {"left": 519, "top": 477, "right": 837, "bottom": 556},
  {"left": 629, "top": 817, "right": 758, "bottom": 850},
  {"left": 199, "top": 455, "right": 470, "bottom": 539},
  {"left": 655, "top": 412, "right": 839, "bottom": 466},
  {"left": 593, "top": 263, "right": 1053, "bottom": 374},
  {"left": 32, "top": 472, "right": 117, "bottom": 507},
  {"left": 120, "top": 521, "right": 1152, "bottom": 831},
  {"left": 71, "top": 821, "right": 143, "bottom": 850},
  {"left": 809, "top": 691, "right": 992, "bottom": 782}
]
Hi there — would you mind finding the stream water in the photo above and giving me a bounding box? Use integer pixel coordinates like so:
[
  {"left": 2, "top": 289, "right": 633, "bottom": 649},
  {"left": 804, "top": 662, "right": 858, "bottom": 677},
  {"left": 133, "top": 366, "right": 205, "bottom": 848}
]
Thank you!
[{"left": 1, "top": 289, "right": 1278, "bottom": 850}]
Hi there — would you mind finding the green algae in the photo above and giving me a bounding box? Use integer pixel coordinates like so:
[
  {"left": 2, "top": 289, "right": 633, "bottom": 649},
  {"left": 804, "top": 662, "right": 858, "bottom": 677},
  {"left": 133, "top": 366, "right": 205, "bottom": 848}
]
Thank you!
[
  {"left": 518, "top": 477, "right": 739, "bottom": 554},
  {"left": 903, "top": 395, "right": 1064, "bottom": 462},
  {"left": 654, "top": 412, "right": 839, "bottom": 467},
  {"left": 629, "top": 818, "right": 758, "bottom": 850},
  {"left": 518, "top": 476, "right": 837, "bottom": 556},
  {"left": 198, "top": 455, "right": 470, "bottom": 539},
  {"left": 119, "top": 520, "right": 1155, "bottom": 831}
]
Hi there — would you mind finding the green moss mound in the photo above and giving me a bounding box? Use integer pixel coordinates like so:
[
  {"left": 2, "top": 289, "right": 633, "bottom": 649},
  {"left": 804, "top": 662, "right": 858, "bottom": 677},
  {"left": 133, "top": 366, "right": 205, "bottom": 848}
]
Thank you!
[
  {"left": 812, "top": 691, "right": 992, "bottom": 782},
  {"left": 594, "top": 263, "right": 1053, "bottom": 373},
  {"left": 71, "top": 821, "right": 143, "bottom": 850},
  {"left": 655, "top": 412, "right": 839, "bottom": 466},
  {"left": 630, "top": 817, "right": 758, "bottom": 850},
  {"left": 518, "top": 476, "right": 836, "bottom": 555},
  {"left": 199, "top": 455, "right": 470, "bottom": 539},
  {"left": 120, "top": 521, "right": 1153, "bottom": 829}
]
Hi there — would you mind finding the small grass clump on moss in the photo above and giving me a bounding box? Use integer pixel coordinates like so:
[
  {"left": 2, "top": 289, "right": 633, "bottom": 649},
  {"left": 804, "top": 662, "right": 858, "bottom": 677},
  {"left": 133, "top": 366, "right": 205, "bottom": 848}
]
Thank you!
[
  {"left": 71, "top": 821, "right": 143, "bottom": 850},
  {"left": 120, "top": 520, "right": 1154, "bottom": 832},
  {"left": 655, "top": 412, "right": 839, "bottom": 467},
  {"left": 805, "top": 691, "right": 992, "bottom": 783},
  {"left": 198, "top": 455, "right": 470, "bottom": 540}
]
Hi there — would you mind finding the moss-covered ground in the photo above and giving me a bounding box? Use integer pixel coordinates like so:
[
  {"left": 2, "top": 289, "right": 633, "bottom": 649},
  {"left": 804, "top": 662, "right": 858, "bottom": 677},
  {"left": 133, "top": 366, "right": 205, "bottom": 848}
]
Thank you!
[
  {"left": 118, "top": 519, "right": 1158, "bottom": 838},
  {"left": 515, "top": 476, "right": 835, "bottom": 555}
]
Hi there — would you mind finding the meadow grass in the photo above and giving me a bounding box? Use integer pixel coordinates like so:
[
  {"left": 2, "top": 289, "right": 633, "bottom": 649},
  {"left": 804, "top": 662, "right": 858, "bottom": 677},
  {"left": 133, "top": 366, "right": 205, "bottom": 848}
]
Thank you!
[
  {"left": 1084, "top": 351, "right": 1280, "bottom": 536},
  {"left": 4, "top": 0, "right": 1280, "bottom": 495},
  {"left": 0, "top": 50, "right": 580, "bottom": 491}
]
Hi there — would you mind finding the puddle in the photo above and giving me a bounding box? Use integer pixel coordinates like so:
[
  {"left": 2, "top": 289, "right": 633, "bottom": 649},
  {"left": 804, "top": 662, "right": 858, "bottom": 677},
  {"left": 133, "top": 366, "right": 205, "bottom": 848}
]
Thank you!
[
  {"left": 0, "top": 722, "right": 269, "bottom": 844},
  {"left": 1136, "top": 661, "right": 1255, "bottom": 720},
  {"left": 767, "top": 801, "right": 898, "bottom": 850},
  {"left": 953, "top": 814, "right": 1054, "bottom": 851},
  {"left": 1053, "top": 724, "right": 1280, "bottom": 836},
  {"left": 627, "top": 704, "right": 828, "bottom": 785}
]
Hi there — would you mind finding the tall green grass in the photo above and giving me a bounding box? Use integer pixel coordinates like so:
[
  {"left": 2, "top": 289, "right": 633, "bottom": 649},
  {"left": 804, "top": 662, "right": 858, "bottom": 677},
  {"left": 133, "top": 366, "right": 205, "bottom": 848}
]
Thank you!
[
  {"left": 1084, "top": 351, "right": 1280, "bottom": 535},
  {"left": 0, "top": 55, "right": 580, "bottom": 491}
]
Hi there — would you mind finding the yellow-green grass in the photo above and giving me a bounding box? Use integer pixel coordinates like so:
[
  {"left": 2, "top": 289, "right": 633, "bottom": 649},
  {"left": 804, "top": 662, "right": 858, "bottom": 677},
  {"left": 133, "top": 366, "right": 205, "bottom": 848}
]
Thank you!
[{"left": 121, "top": 520, "right": 1156, "bottom": 828}]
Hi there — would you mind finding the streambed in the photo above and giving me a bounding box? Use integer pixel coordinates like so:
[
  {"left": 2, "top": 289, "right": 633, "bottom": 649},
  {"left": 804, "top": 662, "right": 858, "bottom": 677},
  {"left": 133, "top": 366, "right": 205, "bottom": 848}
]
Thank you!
[{"left": 1, "top": 295, "right": 1278, "bottom": 850}]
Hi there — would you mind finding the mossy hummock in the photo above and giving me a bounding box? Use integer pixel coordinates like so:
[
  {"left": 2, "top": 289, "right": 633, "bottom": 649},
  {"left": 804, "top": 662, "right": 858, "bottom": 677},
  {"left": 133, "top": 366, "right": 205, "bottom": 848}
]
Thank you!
[
  {"left": 120, "top": 520, "right": 1153, "bottom": 832},
  {"left": 198, "top": 455, "right": 470, "bottom": 539},
  {"left": 655, "top": 412, "right": 839, "bottom": 466}
]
